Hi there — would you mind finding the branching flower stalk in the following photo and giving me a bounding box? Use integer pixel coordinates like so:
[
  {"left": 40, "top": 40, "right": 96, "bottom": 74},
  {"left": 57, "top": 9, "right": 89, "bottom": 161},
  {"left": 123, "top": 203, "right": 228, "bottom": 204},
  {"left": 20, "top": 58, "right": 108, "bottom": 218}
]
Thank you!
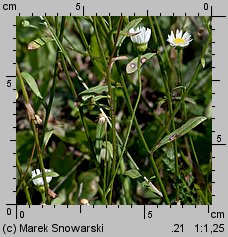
[{"left": 151, "top": 30, "right": 212, "bottom": 153}]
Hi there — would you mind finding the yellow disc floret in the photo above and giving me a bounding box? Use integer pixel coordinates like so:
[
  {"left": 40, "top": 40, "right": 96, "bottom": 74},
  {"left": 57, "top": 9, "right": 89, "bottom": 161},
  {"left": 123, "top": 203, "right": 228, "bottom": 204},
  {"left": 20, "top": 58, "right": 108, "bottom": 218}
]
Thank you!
[{"left": 173, "top": 38, "right": 185, "bottom": 45}]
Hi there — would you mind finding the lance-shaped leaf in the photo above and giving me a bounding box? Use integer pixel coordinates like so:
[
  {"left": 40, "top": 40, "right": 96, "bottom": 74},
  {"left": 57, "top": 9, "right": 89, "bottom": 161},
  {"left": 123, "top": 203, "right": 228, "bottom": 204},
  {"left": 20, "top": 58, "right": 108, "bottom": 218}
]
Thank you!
[
  {"left": 153, "top": 116, "right": 207, "bottom": 152},
  {"left": 77, "top": 85, "right": 116, "bottom": 103},
  {"left": 124, "top": 169, "right": 163, "bottom": 197},
  {"left": 21, "top": 72, "right": 43, "bottom": 99},
  {"left": 79, "top": 85, "right": 109, "bottom": 97},
  {"left": 126, "top": 53, "right": 156, "bottom": 74},
  {"left": 116, "top": 18, "right": 142, "bottom": 47},
  {"left": 124, "top": 169, "right": 141, "bottom": 179},
  {"left": 28, "top": 37, "right": 53, "bottom": 50}
]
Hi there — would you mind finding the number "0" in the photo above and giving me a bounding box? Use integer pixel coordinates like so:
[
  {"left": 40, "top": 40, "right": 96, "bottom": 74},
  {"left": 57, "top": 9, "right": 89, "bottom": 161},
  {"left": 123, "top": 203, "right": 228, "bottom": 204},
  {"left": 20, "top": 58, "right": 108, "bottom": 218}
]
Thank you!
[{"left": 204, "top": 3, "right": 209, "bottom": 10}]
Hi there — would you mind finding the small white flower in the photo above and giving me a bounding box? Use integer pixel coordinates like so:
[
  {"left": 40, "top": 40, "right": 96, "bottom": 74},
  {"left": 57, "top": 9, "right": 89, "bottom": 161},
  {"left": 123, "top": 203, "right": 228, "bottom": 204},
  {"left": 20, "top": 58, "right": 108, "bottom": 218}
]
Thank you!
[
  {"left": 129, "top": 27, "right": 151, "bottom": 44},
  {"left": 129, "top": 27, "right": 151, "bottom": 52},
  {"left": 32, "top": 169, "right": 52, "bottom": 186},
  {"left": 167, "top": 29, "right": 192, "bottom": 48}
]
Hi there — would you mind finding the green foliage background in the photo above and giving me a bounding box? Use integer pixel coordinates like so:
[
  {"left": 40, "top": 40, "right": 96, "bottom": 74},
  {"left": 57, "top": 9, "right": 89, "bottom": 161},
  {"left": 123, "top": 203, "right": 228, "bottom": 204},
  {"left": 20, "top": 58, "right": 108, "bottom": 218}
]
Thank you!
[{"left": 16, "top": 16, "right": 212, "bottom": 205}]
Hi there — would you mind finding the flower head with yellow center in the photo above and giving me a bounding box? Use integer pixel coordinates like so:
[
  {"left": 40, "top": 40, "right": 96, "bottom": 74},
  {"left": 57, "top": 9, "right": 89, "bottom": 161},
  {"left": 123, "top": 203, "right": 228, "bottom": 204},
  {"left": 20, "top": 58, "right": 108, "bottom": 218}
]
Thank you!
[
  {"left": 167, "top": 29, "right": 192, "bottom": 49},
  {"left": 129, "top": 27, "right": 151, "bottom": 53}
]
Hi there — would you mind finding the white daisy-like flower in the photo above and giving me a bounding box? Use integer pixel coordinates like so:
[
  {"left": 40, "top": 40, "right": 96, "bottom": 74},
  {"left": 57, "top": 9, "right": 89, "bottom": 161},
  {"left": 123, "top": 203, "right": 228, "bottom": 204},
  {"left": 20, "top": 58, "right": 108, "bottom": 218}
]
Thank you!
[
  {"left": 167, "top": 29, "right": 192, "bottom": 48},
  {"left": 32, "top": 169, "right": 52, "bottom": 186},
  {"left": 129, "top": 27, "right": 151, "bottom": 44},
  {"left": 129, "top": 27, "right": 151, "bottom": 52}
]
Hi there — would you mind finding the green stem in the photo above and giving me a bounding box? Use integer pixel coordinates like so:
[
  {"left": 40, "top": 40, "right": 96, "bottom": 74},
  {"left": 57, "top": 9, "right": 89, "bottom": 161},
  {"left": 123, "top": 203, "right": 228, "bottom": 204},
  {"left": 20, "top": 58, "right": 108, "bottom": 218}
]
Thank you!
[
  {"left": 16, "top": 143, "right": 35, "bottom": 195},
  {"left": 43, "top": 17, "right": 89, "bottom": 90},
  {"left": 16, "top": 64, "right": 49, "bottom": 203},
  {"left": 108, "top": 55, "right": 143, "bottom": 203},
  {"left": 153, "top": 16, "right": 172, "bottom": 69},
  {"left": 116, "top": 66, "right": 170, "bottom": 204},
  {"left": 41, "top": 17, "right": 66, "bottom": 149},
  {"left": 16, "top": 156, "right": 32, "bottom": 205},
  {"left": 73, "top": 17, "right": 106, "bottom": 77},
  {"left": 178, "top": 50, "right": 203, "bottom": 184}
]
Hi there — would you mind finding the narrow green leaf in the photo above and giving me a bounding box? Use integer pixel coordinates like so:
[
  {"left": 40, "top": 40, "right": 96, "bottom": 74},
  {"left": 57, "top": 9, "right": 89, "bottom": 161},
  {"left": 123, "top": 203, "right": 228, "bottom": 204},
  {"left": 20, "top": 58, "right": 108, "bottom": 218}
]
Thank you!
[
  {"left": 43, "top": 130, "right": 54, "bottom": 148},
  {"left": 28, "top": 37, "right": 53, "bottom": 50},
  {"left": 153, "top": 116, "right": 207, "bottom": 152},
  {"left": 79, "top": 85, "right": 109, "bottom": 96},
  {"left": 124, "top": 170, "right": 163, "bottom": 197},
  {"left": 21, "top": 72, "right": 43, "bottom": 99},
  {"left": 126, "top": 53, "right": 156, "bottom": 74},
  {"left": 116, "top": 18, "right": 142, "bottom": 47},
  {"left": 124, "top": 169, "right": 141, "bottom": 179},
  {"left": 173, "top": 96, "right": 196, "bottom": 105}
]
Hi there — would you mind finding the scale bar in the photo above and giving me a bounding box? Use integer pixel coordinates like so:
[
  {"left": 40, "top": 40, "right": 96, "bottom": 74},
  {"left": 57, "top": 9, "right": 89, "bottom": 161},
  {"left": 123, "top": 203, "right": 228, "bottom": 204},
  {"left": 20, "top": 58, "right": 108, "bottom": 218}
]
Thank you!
[{"left": 212, "top": 143, "right": 227, "bottom": 146}]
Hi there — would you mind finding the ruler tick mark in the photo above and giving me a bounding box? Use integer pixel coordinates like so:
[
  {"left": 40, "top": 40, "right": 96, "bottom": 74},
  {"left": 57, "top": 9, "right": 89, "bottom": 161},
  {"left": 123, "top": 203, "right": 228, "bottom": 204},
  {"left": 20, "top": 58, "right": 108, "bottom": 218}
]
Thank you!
[{"left": 143, "top": 205, "right": 146, "bottom": 219}]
